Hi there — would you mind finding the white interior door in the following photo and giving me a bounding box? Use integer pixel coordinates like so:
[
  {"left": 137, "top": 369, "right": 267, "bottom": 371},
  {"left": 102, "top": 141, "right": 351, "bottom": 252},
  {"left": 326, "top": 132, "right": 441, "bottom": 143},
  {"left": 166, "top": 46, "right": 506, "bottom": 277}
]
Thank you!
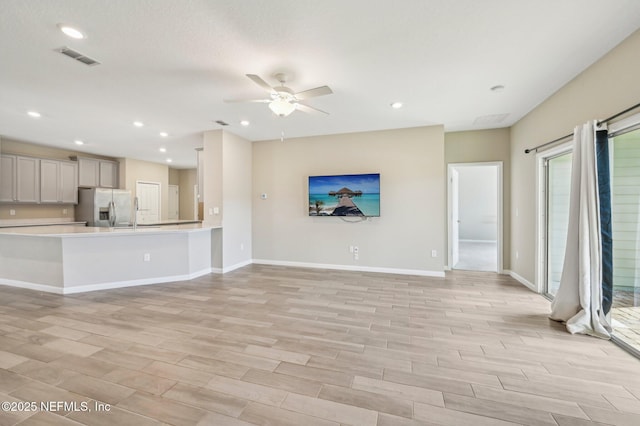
[
  {"left": 168, "top": 185, "right": 179, "bottom": 220},
  {"left": 136, "top": 181, "right": 160, "bottom": 224}
]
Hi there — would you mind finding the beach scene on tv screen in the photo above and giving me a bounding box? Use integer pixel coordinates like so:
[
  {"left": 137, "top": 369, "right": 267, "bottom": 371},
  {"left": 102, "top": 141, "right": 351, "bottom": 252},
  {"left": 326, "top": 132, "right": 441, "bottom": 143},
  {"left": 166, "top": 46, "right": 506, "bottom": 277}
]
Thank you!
[{"left": 308, "top": 173, "right": 380, "bottom": 217}]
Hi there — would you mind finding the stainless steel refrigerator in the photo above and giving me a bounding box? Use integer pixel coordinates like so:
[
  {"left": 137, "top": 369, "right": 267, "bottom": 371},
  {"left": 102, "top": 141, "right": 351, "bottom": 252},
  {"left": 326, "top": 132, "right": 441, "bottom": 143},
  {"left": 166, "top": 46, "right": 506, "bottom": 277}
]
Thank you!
[{"left": 76, "top": 188, "right": 132, "bottom": 227}]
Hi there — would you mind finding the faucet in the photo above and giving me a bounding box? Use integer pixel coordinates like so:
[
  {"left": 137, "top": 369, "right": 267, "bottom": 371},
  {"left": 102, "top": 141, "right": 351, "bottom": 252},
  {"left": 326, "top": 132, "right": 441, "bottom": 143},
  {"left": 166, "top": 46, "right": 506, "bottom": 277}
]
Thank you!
[{"left": 133, "top": 197, "right": 139, "bottom": 230}]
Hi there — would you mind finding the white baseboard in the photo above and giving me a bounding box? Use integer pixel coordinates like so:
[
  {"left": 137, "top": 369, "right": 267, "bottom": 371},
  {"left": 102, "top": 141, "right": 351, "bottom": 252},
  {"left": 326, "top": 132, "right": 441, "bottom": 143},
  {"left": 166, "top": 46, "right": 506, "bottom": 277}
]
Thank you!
[
  {"left": 0, "top": 279, "right": 64, "bottom": 294},
  {"left": 0, "top": 268, "right": 215, "bottom": 295},
  {"left": 252, "top": 259, "right": 445, "bottom": 278},
  {"left": 504, "top": 269, "right": 537, "bottom": 292},
  {"left": 222, "top": 259, "right": 253, "bottom": 273},
  {"left": 2, "top": 259, "right": 448, "bottom": 295}
]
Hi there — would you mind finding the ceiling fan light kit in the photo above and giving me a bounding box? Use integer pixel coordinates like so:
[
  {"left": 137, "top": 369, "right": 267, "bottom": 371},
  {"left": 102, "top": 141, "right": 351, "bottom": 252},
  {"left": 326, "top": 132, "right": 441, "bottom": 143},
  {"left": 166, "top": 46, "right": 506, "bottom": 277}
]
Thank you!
[
  {"left": 225, "top": 73, "right": 333, "bottom": 117},
  {"left": 269, "top": 98, "right": 297, "bottom": 117}
]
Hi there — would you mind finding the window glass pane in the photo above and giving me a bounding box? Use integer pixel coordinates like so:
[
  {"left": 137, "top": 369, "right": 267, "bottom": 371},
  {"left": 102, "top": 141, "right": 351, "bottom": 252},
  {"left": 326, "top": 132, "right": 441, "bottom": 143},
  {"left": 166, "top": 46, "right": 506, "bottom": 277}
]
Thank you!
[
  {"left": 547, "top": 152, "right": 572, "bottom": 297},
  {"left": 611, "top": 128, "right": 640, "bottom": 351}
]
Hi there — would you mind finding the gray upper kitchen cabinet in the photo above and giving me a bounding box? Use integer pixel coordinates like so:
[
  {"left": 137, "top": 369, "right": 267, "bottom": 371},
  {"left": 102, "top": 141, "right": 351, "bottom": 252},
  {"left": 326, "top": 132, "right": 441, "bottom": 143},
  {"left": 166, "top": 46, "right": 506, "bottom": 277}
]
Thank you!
[
  {"left": 59, "top": 161, "right": 78, "bottom": 203},
  {"left": 40, "top": 159, "right": 78, "bottom": 204},
  {"left": 99, "top": 160, "right": 118, "bottom": 188},
  {"left": 0, "top": 154, "right": 17, "bottom": 202},
  {"left": 77, "top": 157, "right": 99, "bottom": 187},
  {"left": 16, "top": 156, "right": 40, "bottom": 203},
  {"left": 1, "top": 154, "right": 40, "bottom": 203},
  {"left": 76, "top": 157, "right": 118, "bottom": 188},
  {"left": 39, "top": 159, "right": 59, "bottom": 203}
]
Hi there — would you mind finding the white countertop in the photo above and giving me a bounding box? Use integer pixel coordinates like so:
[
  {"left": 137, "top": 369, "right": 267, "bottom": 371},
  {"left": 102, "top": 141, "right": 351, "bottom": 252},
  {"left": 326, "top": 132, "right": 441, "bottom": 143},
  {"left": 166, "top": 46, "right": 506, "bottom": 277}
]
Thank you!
[
  {"left": 0, "top": 220, "right": 86, "bottom": 228},
  {"left": 0, "top": 223, "right": 221, "bottom": 237}
]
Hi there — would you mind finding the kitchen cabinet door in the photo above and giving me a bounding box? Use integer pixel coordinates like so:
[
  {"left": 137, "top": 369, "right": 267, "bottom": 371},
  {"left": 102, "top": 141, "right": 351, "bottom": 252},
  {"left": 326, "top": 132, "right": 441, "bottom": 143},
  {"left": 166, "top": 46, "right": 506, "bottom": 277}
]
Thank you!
[
  {"left": 60, "top": 161, "right": 78, "bottom": 203},
  {"left": 40, "top": 159, "right": 60, "bottom": 203},
  {"left": 99, "top": 160, "right": 118, "bottom": 188},
  {"left": 78, "top": 157, "right": 99, "bottom": 187},
  {"left": 0, "top": 155, "right": 17, "bottom": 202},
  {"left": 16, "top": 156, "right": 40, "bottom": 203}
]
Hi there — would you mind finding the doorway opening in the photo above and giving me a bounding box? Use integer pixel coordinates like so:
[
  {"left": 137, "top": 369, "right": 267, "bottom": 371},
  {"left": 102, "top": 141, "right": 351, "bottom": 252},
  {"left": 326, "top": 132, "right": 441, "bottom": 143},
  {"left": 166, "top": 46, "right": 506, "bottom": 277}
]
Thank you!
[
  {"left": 448, "top": 162, "right": 503, "bottom": 272},
  {"left": 136, "top": 181, "right": 161, "bottom": 224}
]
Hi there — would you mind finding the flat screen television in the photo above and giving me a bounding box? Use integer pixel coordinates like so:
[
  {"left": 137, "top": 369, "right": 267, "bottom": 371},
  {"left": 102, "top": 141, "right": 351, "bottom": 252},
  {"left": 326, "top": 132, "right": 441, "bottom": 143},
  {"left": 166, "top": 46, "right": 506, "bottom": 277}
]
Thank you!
[{"left": 308, "top": 173, "right": 380, "bottom": 217}]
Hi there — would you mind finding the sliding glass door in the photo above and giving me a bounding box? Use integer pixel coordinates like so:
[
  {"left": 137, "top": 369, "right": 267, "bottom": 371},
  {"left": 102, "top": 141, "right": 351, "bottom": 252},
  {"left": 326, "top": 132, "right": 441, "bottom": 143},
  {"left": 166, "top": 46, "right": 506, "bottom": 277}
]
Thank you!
[
  {"left": 610, "top": 128, "right": 640, "bottom": 352},
  {"left": 537, "top": 120, "right": 640, "bottom": 355},
  {"left": 545, "top": 151, "right": 573, "bottom": 297}
]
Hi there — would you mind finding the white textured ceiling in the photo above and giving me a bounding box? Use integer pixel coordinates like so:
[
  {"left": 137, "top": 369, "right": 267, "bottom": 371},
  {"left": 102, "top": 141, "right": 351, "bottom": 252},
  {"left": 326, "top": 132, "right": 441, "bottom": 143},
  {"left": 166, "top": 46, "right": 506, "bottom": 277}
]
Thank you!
[{"left": 1, "top": 0, "right": 640, "bottom": 168}]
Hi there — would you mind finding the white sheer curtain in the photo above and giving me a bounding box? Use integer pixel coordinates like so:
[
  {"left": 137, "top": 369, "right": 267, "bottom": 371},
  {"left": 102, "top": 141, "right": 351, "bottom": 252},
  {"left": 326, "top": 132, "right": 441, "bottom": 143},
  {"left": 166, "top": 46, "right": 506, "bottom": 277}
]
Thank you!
[{"left": 550, "top": 120, "right": 612, "bottom": 339}]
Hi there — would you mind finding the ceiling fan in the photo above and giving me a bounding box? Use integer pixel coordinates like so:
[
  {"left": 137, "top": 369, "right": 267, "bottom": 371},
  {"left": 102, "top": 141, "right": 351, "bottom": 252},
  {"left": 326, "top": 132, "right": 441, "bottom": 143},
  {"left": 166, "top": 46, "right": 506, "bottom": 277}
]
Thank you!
[{"left": 225, "top": 73, "right": 333, "bottom": 117}]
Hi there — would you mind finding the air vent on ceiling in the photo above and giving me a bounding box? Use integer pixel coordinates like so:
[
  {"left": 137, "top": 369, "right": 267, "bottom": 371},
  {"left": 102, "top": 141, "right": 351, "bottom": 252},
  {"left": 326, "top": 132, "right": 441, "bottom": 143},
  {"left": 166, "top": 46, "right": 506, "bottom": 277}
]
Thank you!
[
  {"left": 215, "top": 120, "right": 229, "bottom": 126},
  {"left": 473, "top": 113, "right": 509, "bottom": 125},
  {"left": 55, "top": 46, "right": 101, "bottom": 66}
]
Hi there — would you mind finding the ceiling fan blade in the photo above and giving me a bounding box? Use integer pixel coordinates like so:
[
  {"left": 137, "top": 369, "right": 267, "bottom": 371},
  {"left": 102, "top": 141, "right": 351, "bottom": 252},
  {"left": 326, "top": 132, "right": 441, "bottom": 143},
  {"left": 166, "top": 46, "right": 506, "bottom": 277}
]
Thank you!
[
  {"left": 294, "top": 85, "right": 333, "bottom": 100},
  {"left": 223, "top": 98, "right": 271, "bottom": 103},
  {"left": 246, "top": 74, "right": 276, "bottom": 94},
  {"left": 296, "top": 103, "right": 329, "bottom": 115}
]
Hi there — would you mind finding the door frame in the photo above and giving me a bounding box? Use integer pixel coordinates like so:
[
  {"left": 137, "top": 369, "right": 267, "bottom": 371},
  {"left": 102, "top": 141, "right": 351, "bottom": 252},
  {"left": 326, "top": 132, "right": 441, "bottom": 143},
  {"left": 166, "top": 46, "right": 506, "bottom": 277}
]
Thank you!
[
  {"left": 135, "top": 180, "right": 161, "bottom": 223},
  {"left": 447, "top": 161, "right": 503, "bottom": 273},
  {"left": 535, "top": 142, "right": 573, "bottom": 294}
]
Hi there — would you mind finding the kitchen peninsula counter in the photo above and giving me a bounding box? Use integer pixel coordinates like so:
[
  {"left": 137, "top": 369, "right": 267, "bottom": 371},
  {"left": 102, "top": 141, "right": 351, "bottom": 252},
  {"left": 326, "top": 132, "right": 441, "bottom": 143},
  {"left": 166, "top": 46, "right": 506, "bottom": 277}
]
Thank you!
[
  {"left": 0, "top": 224, "right": 222, "bottom": 294},
  {"left": 0, "top": 223, "right": 209, "bottom": 236}
]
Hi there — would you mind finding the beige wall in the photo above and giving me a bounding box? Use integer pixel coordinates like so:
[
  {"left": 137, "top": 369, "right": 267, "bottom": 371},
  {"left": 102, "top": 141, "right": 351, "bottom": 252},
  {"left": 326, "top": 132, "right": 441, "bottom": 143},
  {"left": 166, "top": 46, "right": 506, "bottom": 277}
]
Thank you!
[
  {"left": 445, "top": 128, "right": 511, "bottom": 270},
  {"left": 202, "top": 129, "right": 252, "bottom": 270},
  {"left": 510, "top": 28, "right": 640, "bottom": 284},
  {"left": 120, "top": 158, "right": 170, "bottom": 221},
  {"left": 252, "top": 126, "right": 445, "bottom": 274},
  {"left": 168, "top": 168, "right": 180, "bottom": 185},
  {"left": 202, "top": 131, "right": 223, "bottom": 228},
  {"left": 222, "top": 132, "right": 252, "bottom": 269},
  {"left": 178, "top": 169, "right": 197, "bottom": 220}
]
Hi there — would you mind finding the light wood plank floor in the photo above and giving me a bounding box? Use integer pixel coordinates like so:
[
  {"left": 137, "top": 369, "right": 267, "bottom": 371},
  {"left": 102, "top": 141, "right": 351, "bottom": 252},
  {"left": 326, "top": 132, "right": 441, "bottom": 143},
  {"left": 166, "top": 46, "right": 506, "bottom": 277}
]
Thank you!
[{"left": 1, "top": 265, "right": 640, "bottom": 425}]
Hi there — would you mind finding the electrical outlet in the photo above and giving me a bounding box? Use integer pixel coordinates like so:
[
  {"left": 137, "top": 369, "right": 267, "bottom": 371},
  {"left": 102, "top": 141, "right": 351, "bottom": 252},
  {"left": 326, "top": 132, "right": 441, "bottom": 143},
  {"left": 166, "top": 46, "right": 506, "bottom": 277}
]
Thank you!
[
  {"left": 208, "top": 208, "right": 213, "bottom": 215},
  {"left": 349, "top": 246, "right": 354, "bottom": 253},
  {"left": 515, "top": 250, "right": 519, "bottom": 260},
  {"left": 240, "top": 243, "right": 244, "bottom": 251},
  {"left": 62, "top": 208, "right": 67, "bottom": 215},
  {"left": 213, "top": 207, "right": 220, "bottom": 214},
  {"left": 9, "top": 209, "right": 16, "bottom": 216},
  {"left": 354, "top": 253, "right": 359, "bottom": 260},
  {"left": 143, "top": 253, "right": 151, "bottom": 262},
  {"left": 431, "top": 250, "right": 437, "bottom": 258}
]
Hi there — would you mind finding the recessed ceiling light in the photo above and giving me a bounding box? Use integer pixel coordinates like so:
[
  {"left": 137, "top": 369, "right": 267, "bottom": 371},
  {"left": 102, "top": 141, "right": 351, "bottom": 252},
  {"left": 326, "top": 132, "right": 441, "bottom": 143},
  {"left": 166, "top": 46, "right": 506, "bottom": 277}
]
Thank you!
[
  {"left": 240, "top": 120, "right": 250, "bottom": 127},
  {"left": 159, "top": 147, "right": 167, "bottom": 153},
  {"left": 74, "top": 140, "right": 84, "bottom": 145},
  {"left": 159, "top": 132, "right": 168, "bottom": 137},
  {"left": 27, "top": 111, "right": 41, "bottom": 118},
  {"left": 490, "top": 85, "right": 505, "bottom": 92},
  {"left": 390, "top": 102, "right": 403, "bottom": 109},
  {"left": 166, "top": 158, "right": 173, "bottom": 163},
  {"left": 133, "top": 121, "right": 144, "bottom": 127},
  {"left": 57, "top": 24, "right": 85, "bottom": 40}
]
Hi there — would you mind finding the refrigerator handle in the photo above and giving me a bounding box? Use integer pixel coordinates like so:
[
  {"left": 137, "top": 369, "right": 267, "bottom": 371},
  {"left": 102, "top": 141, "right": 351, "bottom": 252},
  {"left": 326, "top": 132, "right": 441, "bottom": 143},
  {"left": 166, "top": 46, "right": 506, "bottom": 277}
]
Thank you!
[{"left": 108, "top": 201, "right": 116, "bottom": 227}]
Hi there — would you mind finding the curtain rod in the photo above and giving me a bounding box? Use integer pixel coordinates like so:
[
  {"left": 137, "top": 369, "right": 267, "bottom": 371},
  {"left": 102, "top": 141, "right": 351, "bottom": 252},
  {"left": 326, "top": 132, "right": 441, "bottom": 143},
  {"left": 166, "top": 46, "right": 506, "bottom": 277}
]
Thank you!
[{"left": 524, "top": 101, "right": 640, "bottom": 154}]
